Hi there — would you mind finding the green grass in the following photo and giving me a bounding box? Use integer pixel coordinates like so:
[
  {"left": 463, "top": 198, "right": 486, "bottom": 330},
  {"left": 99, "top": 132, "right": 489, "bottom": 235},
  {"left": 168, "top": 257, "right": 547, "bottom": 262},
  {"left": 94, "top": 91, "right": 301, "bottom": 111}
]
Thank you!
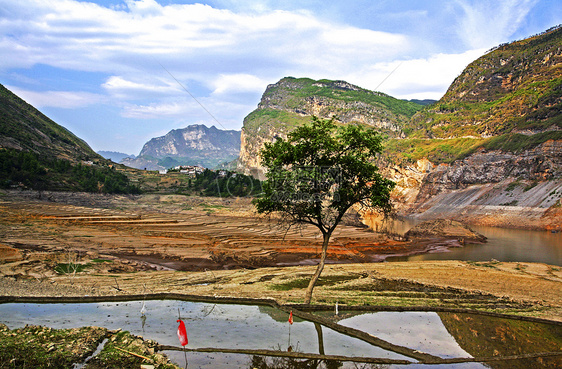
[
  {"left": 54, "top": 262, "right": 91, "bottom": 274},
  {"left": 480, "top": 131, "right": 562, "bottom": 152},
  {"left": 270, "top": 275, "right": 361, "bottom": 291},
  {"left": 384, "top": 137, "right": 484, "bottom": 165}
]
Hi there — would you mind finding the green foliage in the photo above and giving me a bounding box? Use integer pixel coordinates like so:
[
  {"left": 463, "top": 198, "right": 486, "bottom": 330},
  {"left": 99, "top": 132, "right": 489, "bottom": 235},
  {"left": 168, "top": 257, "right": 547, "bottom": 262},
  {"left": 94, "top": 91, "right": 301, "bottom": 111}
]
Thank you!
[
  {"left": 280, "top": 77, "right": 423, "bottom": 117},
  {"left": 384, "top": 137, "right": 484, "bottom": 165},
  {"left": 243, "top": 108, "right": 311, "bottom": 132},
  {"left": 254, "top": 116, "right": 395, "bottom": 231},
  {"left": 174, "top": 169, "right": 262, "bottom": 197},
  {"left": 0, "top": 148, "right": 140, "bottom": 194},
  {"left": 480, "top": 131, "right": 562, "bottom": 153},
  {"left": 383, "top": 130, "right": 562, "bottom": 165},
  {"left": 0, "top": 149, "right": 48, "bottom": 189},
  {"left": 54, "top": 262, "right": 91, "bottom": 274}
]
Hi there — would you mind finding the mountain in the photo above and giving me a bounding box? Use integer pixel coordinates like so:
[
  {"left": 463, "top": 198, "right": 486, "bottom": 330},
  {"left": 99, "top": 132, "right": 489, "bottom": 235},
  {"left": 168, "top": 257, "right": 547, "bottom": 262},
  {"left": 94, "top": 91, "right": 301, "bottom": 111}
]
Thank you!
[
  {"left": 408, "top": 25, "right": 561, "bottom": 139},
  {"left": 237, "top": 77, "right": 424, "bottom": 177},
  {"left": 122, "top": 124, "right": 241, "bottom": 170},
  {"left": 98, "top": 151, "right": 135, "bottom": 163},
  {"left": 236, "top": 26, "right": 561, "bottom": 230},
  {"left": 0, "top": 84, "right": 101, "bottom": 161},
  {"left": 383, "top": 25, "right": 562, "bottom": 230},
  {"left": 0, "top": 84, "right": 139, "bottom": 193}
]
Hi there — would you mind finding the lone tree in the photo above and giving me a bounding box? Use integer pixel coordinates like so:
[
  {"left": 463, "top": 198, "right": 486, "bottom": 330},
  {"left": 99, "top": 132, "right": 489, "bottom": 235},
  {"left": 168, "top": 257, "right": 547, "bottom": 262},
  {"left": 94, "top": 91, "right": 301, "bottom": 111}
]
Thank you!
[{"left": 253, "top": 116, "right": 395, "bottom": 304}]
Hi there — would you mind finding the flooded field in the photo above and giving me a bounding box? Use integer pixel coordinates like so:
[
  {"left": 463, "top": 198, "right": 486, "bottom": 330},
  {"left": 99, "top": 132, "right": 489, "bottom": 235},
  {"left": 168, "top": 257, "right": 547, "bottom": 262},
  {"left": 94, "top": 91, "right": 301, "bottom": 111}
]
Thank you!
[{"left": 1, "top": 299, "right": 561, "bottom": 368}]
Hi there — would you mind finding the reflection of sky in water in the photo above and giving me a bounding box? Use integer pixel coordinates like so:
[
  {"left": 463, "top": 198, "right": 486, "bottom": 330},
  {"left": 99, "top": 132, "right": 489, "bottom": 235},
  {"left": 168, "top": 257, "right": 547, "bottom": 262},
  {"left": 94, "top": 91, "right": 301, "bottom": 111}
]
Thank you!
[
  {"left": 0, "top": 301, "right": 408, "bottom": 359},
  {"left": 0, "top": 301, "right": 495, "bottom": 368},
  {"left": 339, "top": 312, "right": 473, "bottom": 359}
]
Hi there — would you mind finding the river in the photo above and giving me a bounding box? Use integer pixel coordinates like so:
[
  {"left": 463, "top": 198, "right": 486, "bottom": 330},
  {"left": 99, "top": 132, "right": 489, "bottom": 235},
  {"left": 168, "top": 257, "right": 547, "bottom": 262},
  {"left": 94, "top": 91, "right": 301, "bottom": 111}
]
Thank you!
[{"left": 371, "top": 218, "right": 562, "bottom": 266}]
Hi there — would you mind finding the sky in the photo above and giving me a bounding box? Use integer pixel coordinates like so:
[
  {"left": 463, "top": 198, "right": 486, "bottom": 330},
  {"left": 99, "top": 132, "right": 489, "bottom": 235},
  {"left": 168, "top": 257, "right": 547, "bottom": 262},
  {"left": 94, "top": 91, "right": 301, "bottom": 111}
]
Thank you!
[{"left": 0, "top": 0, "right": 560, "bottom": 155}]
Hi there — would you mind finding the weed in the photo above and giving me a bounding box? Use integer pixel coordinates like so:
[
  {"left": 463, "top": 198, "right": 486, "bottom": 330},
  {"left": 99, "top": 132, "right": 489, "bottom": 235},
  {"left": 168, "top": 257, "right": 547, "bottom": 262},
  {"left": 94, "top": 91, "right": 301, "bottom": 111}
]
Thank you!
[{"left": 54, "top": 262, "right": 90, "bottom": 274}]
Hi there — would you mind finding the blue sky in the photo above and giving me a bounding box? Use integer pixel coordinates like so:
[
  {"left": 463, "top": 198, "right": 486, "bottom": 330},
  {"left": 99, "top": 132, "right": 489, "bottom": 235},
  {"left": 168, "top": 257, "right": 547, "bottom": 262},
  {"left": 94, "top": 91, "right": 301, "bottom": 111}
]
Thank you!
[{"left": 0, "top": 0, "right": 560, "bottom": 155}]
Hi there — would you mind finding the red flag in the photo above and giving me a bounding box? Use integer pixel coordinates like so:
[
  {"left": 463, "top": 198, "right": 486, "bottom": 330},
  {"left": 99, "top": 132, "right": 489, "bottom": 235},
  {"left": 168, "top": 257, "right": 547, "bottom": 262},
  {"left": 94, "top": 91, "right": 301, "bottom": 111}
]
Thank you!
[
  {"left": 288, "top": 311, "right": 293, "bottom": 325},
  {"left": 177, "top": 319, "right": 188, "bottom": 346}
]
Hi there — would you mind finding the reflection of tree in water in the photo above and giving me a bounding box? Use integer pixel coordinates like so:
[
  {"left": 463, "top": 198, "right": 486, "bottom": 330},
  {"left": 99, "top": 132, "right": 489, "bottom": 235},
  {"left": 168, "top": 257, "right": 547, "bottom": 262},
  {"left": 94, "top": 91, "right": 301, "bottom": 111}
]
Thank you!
[
  {"left": 248, "top": 355, "right": 339, "bottom": 369},
  {"left": 248, "top": 357, "right": 387, "bottom": 369}
]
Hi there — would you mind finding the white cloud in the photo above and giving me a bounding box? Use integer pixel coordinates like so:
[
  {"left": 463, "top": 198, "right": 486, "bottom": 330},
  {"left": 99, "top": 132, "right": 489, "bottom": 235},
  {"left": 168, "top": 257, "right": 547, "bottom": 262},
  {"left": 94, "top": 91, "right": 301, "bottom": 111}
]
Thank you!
[
  {"left": 7, "top": 85, "right": 105, "bottom": 108},
  {"left": 102, "top": 76, "right": 180, "bottom": 99},
  {"left": 121, "top": 101, "right": 188, "bottom": 119},
  {"left": 340, "top": 48, "right": 486, "bottom": 100},
  {"left": 455, "top": 0, "right": 539, "bottom": 48},
  {"left": 210, "top": 74, "right": 269, "bottom": 95},
  {"left": 0, "top": 0, "right": 555, "bottom": 153}
]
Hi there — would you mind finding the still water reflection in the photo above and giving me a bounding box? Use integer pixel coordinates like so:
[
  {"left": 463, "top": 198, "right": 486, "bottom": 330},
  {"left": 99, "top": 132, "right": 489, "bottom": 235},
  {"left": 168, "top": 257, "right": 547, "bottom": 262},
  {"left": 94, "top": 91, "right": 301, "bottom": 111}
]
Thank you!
[
  {"left": 0, "top": 300, "right": 495, "bottom": 368},
  {"left": 378, "top": 218, "right": 562, "bottom": 266}
]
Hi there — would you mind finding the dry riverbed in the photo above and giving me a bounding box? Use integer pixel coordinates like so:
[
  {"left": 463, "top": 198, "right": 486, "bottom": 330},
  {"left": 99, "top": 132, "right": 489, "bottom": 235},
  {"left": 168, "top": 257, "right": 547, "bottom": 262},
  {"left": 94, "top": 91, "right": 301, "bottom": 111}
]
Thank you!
[{"left": 1, "top": 190, "right": 562, "bottom": 367}]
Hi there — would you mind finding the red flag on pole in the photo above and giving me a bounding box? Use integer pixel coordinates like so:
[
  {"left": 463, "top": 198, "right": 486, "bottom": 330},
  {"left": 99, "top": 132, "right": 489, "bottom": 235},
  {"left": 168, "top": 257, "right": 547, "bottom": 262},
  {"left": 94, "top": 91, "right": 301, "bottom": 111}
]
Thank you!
[
  {"left": 288, "top": 311, "right": 293, "bottom": 325},
  {"left": 177, "top": 319, "right": 188, "bottom": 346}
]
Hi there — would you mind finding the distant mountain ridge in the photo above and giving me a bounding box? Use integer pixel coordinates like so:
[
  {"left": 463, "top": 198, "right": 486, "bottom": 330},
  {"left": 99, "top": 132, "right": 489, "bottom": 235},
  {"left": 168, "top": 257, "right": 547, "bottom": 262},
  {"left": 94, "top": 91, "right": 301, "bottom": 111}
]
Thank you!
[
  {"left": 122, "top": 124, "right": 241, "bottom": 170},
  {"left": 98, "top": 151, "right": 135, "bottom": 163}
]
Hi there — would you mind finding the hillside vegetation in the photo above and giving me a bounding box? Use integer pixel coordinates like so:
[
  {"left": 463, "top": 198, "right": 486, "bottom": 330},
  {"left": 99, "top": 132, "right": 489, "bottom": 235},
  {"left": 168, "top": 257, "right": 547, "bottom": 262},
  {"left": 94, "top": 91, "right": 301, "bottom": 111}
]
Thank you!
[
  {"left": 407, "top": 25, "right": 561, "bottom": 139},
  {"left": 0, "top": 84, "right": 140, "bottom": 194},
  {"left": 0, "top": 84, "right": 100, "bottom": 161}
]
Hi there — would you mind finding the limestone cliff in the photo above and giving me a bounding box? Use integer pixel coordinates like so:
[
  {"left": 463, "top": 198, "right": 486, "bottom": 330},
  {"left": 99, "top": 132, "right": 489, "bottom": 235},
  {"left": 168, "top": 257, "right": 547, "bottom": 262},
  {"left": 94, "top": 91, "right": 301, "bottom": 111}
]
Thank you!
[
  {"left": 387, "top": 140, "right": 562, "bottom": 230},
  {"left": 238, "top": 77, "right": 423, "bottom": 177},
  {"left": 123, "top": 124, "right": 240, "bottom": 170},
  {"left": 385, "top": 25, "right": 562, "bottom": 230}
]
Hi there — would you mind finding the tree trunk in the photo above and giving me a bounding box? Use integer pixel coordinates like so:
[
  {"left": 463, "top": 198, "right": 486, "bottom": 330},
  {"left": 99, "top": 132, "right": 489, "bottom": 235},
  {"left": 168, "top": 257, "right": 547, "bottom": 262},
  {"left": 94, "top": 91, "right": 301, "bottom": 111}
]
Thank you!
[{"left": 304, "top": 231, "right": 331, "bottom": 304}]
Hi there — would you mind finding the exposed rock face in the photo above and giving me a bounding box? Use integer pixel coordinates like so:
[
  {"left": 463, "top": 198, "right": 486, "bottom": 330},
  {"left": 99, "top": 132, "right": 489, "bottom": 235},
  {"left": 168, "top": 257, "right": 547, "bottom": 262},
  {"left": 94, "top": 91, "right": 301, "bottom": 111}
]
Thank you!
[
  {"left": 412, "top": 140, "right": 562, "bottom": 208},
  {"left": 390, "top": 140, "right": 562, "bottom": 230},
  {"left": 123, "top": 124, "right": 240, "bottom": 170},
  {"left": 405, "top": 219, "right": 486, "bottom": 242},
  {"left": 238, "top": 77, "right": 422, "bottom": 177}
]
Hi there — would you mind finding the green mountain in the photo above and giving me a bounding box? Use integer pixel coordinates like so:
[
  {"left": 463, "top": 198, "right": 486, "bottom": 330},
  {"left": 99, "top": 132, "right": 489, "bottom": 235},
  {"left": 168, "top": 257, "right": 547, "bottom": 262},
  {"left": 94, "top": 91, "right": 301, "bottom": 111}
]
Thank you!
[
  {"left": 0, "top": 84, "right": 139, "bottom": 193},
  {"left": 0, "top": 84, "right": 100, "bottom": 161},
  {"left": 238, "top": 77, "right": 424, "bottom": 177},
  {"left": 384, "top": 25, "right": 562, "bottom": 166},
  {"left": 414, "top": 25, "right": 561, "bottom": 138}
]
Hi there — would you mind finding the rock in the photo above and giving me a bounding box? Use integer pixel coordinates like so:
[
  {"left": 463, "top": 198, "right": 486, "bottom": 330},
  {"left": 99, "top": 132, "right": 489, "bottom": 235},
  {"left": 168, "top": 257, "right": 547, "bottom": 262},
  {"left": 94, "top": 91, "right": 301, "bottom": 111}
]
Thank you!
[{"left": 405, "top": 219, "right": 486, "bottom": 242}]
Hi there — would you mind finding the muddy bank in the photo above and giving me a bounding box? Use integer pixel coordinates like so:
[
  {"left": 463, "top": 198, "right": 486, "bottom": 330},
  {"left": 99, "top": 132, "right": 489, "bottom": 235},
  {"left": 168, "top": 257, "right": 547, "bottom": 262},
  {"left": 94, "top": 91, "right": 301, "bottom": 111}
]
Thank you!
[{"left": 0, "top": 323, "right": 180, "bottom": 368}]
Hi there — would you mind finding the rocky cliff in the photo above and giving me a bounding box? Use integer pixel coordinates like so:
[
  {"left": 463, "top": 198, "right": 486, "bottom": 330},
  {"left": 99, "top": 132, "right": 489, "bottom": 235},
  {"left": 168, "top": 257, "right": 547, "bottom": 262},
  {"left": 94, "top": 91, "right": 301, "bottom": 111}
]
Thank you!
[
  {"left": 385, "top": 26, "right": 562, "bottom": 230},
  {"left": 238, "top": 26, "right": 562, "bottom": 230},
  {"left": 238, "top": 77, "right": 423, "bottom": 178},
  {"left": 122, "top": 124, "right": 240, "bottom": 170}
]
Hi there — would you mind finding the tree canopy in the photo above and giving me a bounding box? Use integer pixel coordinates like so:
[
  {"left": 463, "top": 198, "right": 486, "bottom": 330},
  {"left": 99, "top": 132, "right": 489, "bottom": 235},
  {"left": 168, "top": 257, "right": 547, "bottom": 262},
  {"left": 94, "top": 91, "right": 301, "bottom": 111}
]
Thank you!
[{"left": 253, "top": 116, "right": 395, "bottom": 303}]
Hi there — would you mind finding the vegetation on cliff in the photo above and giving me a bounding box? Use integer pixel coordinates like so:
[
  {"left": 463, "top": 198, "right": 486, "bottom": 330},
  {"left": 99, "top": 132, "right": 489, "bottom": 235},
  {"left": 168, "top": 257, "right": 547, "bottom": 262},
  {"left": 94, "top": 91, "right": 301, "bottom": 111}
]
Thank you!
[
  {"left": 407, "top": 25, "right": 562, "bottom": 139},
  {"left": 246, "top": 77, "right": 423, "bottom": 135}
]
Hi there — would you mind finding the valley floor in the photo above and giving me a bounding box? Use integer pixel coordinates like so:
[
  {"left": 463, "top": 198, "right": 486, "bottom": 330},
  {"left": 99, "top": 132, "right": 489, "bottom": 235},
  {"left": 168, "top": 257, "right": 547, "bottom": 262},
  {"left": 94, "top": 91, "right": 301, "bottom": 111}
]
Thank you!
[{"left": 1, "top": 190, "right": 561, "bottom": 323}]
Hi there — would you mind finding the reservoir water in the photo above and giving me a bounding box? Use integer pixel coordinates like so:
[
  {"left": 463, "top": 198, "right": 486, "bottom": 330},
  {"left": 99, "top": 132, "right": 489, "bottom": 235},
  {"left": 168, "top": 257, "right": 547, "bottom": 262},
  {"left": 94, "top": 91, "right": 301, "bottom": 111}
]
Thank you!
[{"left": 376, "top": 218, "right": 562, "bottom": 266}]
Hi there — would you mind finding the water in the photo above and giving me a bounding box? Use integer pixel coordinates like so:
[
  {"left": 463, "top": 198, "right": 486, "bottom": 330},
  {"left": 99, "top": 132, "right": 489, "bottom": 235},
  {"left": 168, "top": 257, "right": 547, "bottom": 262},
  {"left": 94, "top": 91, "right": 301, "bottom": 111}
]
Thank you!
[
  {"left": 0, "top": 300, "right": 493, "bottom": 368},
  {"left": 377, "top": 218, "right": 562, "bottom": 266}
]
